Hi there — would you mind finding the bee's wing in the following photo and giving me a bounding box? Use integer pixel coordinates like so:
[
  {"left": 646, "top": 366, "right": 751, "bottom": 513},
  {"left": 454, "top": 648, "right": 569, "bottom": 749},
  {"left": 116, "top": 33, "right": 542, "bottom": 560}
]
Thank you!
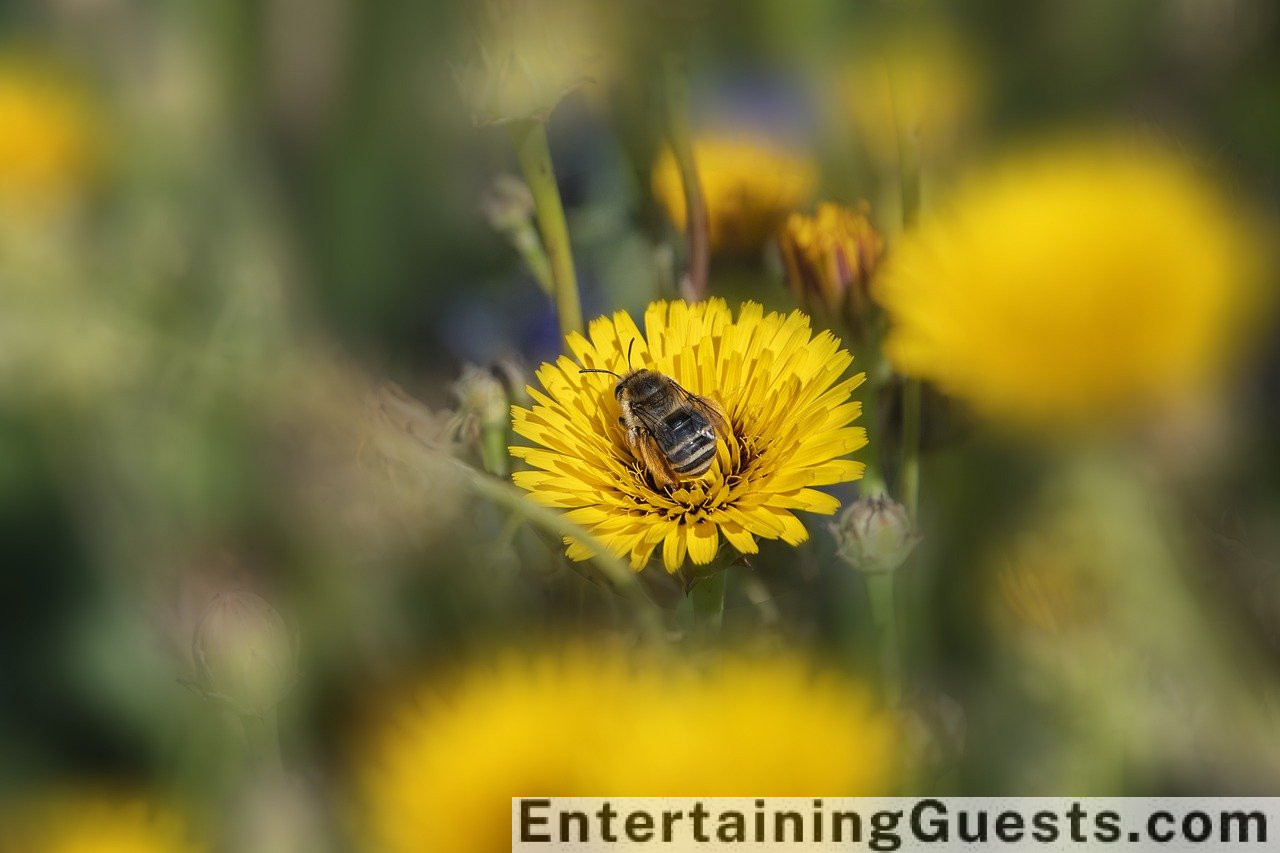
[
  {"left": 623, "top": 423, "right": 680, "bottom": 490},
  {"left": 629, "top": 401, "right": 671, "bottom": 436},
  {"left": 673, "top": 382, "right": 730, "bottom": 435}
]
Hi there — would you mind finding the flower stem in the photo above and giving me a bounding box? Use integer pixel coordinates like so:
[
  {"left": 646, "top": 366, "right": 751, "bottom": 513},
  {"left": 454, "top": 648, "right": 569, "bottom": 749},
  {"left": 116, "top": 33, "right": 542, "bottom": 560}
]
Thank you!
[
  {"left": 510, "top": 221, "right": 555, "bottom": 296},
  {"left": 478, "top": 419, "right": 510, "bottom": 478},
  {"left": 660, "top": 51, "right": 709, "bottom": 302},
  {"left": 451, "top": 457, "right": 665, "bottom": 643},
  {"left": 509, "top": 120, "right": 583, "bottom": 338},
  {"left": 900, "top": 378, "right": 921, "bottom": 517},
  {"left": 689, "top": 569, "right": 727, "bottom": 634},
  {"left": 893, "top": 99, "right": 923, "bottom": 519},
  {"left": 862, "top": 570, "right": 901, "bottom": 706},
  {"left": 240, "top": 709, "right": 283, "bottom": 773},
  {"left": 856, "top": 335, "right": 888, "bottom": 496}
]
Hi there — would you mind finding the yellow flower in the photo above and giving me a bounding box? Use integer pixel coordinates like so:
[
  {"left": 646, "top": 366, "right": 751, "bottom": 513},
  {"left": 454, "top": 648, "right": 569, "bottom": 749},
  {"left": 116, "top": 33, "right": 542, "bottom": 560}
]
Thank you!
[
  {"left": 1, "top": 794, "right": 198, "bottom": 853},
  {"left": 356, "top": 647, "right": 898, "bottom": 853},
  {"left": 0, "top": 55, "right": 98, "bottom": 212},
  {"left": 652, "top": 136, "right": 817, "bottom": 253},
  {"left": 874, "top": 139, "right": 1266, "bottom": 426},
  {"left": 992, "top": 519, "right": 1107, "bottom": 637},
  {"left": 838, "top": 31, "right": 982, "bottom": 172},
  {"left": 510, "top": 299, "right": 866, "bottom": 573},
  {"left": 779, "top": 202, "right": 884, "bottom": 331}
]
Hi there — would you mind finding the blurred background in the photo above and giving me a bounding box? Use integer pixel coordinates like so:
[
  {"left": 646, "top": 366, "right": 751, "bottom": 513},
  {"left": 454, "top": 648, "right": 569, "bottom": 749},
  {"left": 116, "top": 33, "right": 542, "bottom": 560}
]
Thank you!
[{"left": 2, "top": 0, "right": 1280, "bottom": 849}]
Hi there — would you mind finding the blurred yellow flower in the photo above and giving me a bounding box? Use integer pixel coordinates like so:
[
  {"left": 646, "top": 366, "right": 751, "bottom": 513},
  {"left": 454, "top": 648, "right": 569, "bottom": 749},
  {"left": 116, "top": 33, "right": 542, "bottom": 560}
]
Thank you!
[
  {"left": 652, "top": 136, "right": 817, "bottom": 253},
  {"left": 357, "top": 647, "right": 897, "bottom": 853},
  {"left": 0, "top": 794, "right": 198, "bottom": 853},
  {"left": 511, "top": 299, "right": 866, "bottom": 572},
  {"left": 839, "top": 31, "right": 982, "bottom": 172},
  {"left": 875, "top": 140, "right": 1267, "bottom": 426},
  {"left": 779, "top": 202, "right": 884, "bottom": 331},
  {"left": 992, "top": 516, "right": 1107, "bottom": 637},
  {"left": 0, "top": 55, "right": 98, "bottom": 212}
]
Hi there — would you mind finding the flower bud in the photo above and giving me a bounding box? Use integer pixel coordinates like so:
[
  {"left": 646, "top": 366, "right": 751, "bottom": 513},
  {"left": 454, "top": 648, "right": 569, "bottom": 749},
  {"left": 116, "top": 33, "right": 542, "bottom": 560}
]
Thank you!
[
  {"left": 453, "top": 364, "right": 512, "bottom": 476},
  {"left": 455, "top": 0, "right": 604, "bottom": 127},
  {"left": 778, "top": 202, "right": 883, "bottom": 333},
  {"left": 454, "top": 364, "right": 509, "bottom": 428},
  {"left": 830, "top": 494, "right": 920, "bottom": 573},
  {"left": 481, "top": 175, "right": 552, "bottom": 295},
  {"left": 480, "top": 174, "right": 535, "bottom": 233},
  {"left": 193, "top": 591, "right": 295, "bottom": 717}
]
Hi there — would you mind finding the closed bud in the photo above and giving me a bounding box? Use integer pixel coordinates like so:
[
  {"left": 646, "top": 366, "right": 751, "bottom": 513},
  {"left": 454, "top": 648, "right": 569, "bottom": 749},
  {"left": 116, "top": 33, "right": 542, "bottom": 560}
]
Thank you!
[
  {"left": 454, "top": 363, "right": 512, "bottom": 476},
  {"left": 480, "top": 174, "right": 535, "bottom": 234},
  {"left": 453, "top": 363, "right": 509, "bottom": 428},
  {"left": 830, "top": 493, "right": 920, "bottom": 573},
  {"left": 778, "top": 202, "right": 883, "bottom": 334},
  {"left": 481, "top": 176, "right": 552, "bottom": 295},
  {"left": 455, "top": 0, "right": 604, "bottom": 127},
  {"left": 193, "top": 591, "right": 295, "bottom": 717}
]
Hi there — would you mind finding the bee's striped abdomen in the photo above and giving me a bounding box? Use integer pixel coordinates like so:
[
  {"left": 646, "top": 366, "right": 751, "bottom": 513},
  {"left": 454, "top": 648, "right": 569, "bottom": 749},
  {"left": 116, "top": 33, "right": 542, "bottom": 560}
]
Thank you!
[{"left": 658, "top": 409, "right": 718, "bottom": 477}]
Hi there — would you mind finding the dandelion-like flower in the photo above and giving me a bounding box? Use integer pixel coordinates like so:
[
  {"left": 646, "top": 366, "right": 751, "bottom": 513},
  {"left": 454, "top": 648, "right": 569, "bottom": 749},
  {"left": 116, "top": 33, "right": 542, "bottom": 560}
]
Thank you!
[
  {"left": 1, "top": 794, "right": 199, "bottom": 852},
  {"left": 875, "top": 139, "right": 1266, "bottom": 426},
  {"left": 779, "top": 202, "right": 884, "bottom": 331},
  {"left": 0, "top": 55, "right": 98, "bottom": 213},
  {"left": 511, "top": 299, "right": 866, "bottom": 572},
  {"left": 652, "top": 136, "right": 817, "bottom": 253},
  {"left": 356, "top": 647, "right": 897, "bottom": 853}
]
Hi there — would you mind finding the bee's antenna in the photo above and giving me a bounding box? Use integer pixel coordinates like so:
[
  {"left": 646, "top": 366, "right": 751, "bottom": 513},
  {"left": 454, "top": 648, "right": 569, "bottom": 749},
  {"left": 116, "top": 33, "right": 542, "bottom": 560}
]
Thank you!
[
  {"left": 579, "top": 367, "right": 622, "bottom": 378},
  {"left": 626, "top": 339, "right": 636, "bottom": 371}
]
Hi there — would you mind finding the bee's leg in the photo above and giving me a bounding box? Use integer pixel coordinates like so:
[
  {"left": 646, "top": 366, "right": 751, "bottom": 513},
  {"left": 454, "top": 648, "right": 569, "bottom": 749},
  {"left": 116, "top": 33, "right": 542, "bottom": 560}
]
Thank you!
[{"left": 626, "top": 425, "right": 679, "bottom": 490}]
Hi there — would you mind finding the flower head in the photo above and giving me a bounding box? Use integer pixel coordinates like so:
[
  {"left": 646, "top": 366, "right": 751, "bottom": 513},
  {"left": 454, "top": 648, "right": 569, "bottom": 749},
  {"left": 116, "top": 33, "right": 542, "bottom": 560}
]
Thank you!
[
  {"left": 192, "top": 590, "right": 295, "bottom": 716},
  {"left": 0, "top": 54, "right": 98, "bottom": 213},
  {"left": 456, "top": 0, "right": 607, "bottom": 127},
  {"left": 511, "top": 299, "right": 866, "bottom": 572},
  {"left": 652, "top": 136, "right": 817, "bottom": 253},
  {"left": 1, "top": 794, "right": 198, "bottom": 852},
  {"left": 356, "top": 646, "right": 897, "bottom": 853},
  {"left": 874, "top": 139, "right": 1267, "bottom": 427},
  {"left": 779, "top": 202, "right": 884, "bottom": 332}
]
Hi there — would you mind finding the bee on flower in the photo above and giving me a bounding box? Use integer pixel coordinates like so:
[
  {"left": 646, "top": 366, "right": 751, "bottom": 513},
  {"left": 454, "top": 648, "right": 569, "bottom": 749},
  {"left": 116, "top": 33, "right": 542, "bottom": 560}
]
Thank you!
[{"left": 510, "top": 299, "right": 867, "bottom": 573}]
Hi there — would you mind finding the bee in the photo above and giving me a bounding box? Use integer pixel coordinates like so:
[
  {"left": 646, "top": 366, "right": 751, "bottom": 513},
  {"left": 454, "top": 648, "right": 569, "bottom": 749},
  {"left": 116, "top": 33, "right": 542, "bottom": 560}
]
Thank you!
[{"left": 581, "top": 342, "right": 730, "bottom": 490}]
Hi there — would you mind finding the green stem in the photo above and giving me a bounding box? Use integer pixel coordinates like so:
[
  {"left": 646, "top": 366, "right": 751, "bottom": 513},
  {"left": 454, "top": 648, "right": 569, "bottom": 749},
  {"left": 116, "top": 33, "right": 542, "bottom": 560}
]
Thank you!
[
  {"left": 451, "top": 458, "right": 665, "bottom": 642},
  {"left": 900, "top": 378, "right": 921, "bottom": 518},
  {"left": 509, "top": 120, "right": 583, "bottom": 338},
  {"left": 241, "top": 709, "right": 282, "bottom": 773},
  {"left": 689, "top": 569, "right": 727, "bottom": 635},
  {"left": 478, "top": 419, "right": 510, "bottom": 478},
  {"left": 856, "top": 330, "right": 888, "bottom": 495},
  {"left": 862, "top": 570, "right": 901, "bottom": 706},
  {"left": 892, "top": 91, "right": 923, "bottom": 519},
  {"left": 511, "top": 222, "right": 554, "bottom": 296},
  {"left": 660, "top": 51, "right": 709, "bottom": 302}
]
